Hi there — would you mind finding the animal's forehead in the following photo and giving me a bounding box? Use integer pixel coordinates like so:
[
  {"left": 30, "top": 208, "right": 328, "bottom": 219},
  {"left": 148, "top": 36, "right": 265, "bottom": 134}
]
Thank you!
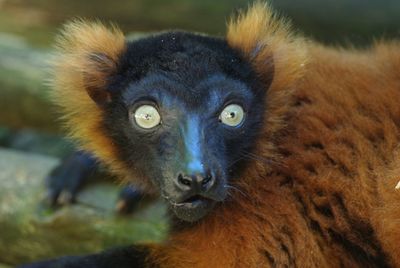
[
  {"left": 112, "top": 31, "right": 257, "bottom": 93},
  {"left": 150, "top": 50, "right": 227, "bottom": 89},
  {"left": 127, "top": 32, "right": 235, "bottom": 81},
  {"left": 122, "top": 73, "right": 253, "bottom": 109}
]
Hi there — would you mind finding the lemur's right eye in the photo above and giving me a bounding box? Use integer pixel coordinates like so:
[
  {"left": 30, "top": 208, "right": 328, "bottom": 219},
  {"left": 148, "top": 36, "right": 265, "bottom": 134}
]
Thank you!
[
  {"left": 219, "top": 104, "right": 245, "bottom": 127},
  {"left": 133, "top": 105, "right": 161, "bottom": 129}
]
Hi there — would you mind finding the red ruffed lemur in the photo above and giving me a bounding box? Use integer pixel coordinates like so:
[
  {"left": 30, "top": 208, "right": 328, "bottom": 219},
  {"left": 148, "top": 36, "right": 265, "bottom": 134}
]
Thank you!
[{"left": 22, "top": 2, "right": 400, "bottom": 268}]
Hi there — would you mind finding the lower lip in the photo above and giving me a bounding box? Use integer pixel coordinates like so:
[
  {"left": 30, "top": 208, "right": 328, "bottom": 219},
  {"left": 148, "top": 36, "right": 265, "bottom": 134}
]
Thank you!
[
  {"left": 178, "top": 197, "right": 211, "bottom": 209},
  {"left": 171, "top": 197, "right": 216, "bottom": 222}
]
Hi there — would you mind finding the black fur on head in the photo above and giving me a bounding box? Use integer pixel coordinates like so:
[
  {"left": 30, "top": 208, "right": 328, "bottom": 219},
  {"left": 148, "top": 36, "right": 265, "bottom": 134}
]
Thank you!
[{"left": 101, "top": 31, "right": 271, "bottom": 222}]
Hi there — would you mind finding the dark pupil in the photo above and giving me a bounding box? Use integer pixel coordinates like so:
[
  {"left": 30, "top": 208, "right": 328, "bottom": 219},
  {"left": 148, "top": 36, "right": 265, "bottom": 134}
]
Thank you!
[{"left": 230, "top": 112, "right": 236, "bottom": 118}]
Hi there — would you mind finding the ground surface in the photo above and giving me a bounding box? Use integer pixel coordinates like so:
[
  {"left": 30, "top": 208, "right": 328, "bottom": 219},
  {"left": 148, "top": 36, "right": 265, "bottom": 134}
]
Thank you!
[{"left": 0, "top": 149, "right": 167, "bottom": 266}]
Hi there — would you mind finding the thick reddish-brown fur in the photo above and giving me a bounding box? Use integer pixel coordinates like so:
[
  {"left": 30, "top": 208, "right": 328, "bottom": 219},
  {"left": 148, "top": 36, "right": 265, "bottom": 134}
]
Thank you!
[{"left": 52, "top": 3, "right": 400, "bottom": 267}]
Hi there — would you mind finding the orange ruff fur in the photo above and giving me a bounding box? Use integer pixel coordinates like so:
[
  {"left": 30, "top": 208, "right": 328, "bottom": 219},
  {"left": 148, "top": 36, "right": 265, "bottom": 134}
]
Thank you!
[{"left": 52, "top": 3, "right": 400, "bottom": 267}]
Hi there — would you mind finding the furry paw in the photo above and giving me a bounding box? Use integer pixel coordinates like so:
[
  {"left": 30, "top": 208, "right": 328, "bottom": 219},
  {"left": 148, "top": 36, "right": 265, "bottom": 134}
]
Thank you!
[{"left": 45, "top": 151, "right": 97, "bottom": 207}]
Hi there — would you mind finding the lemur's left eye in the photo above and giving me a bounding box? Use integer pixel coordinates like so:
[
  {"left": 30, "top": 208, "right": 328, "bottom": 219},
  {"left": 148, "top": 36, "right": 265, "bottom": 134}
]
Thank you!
[
  {"left": 219, "top": 104, "right": 245, "bottom": 127},
  {"left": 134, "top": 105, "right": 161, "bottom": 129}
]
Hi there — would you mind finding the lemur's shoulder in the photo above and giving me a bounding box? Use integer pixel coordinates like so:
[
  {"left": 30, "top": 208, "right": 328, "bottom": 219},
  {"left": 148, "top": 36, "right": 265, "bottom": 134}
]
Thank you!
[{"left": 269, "top": 41, "right": 400, "bottom": 268}]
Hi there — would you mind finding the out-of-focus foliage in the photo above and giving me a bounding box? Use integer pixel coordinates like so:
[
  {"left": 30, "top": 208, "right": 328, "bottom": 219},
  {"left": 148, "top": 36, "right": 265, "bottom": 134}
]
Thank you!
[
  {"left": 0, "top": 34, "right": 55, "bottom": 131},
  {"left": 276, "top": 0, "right": 400, "bottom": 45},
  {"left": 0, "top": 0, "right": 399, "bottom": 47}
]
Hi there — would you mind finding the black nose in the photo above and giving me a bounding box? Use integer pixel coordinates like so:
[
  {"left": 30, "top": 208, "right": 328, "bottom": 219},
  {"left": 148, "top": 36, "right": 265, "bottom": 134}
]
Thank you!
[{"left": 176, "top": 172, "right": 215, "bottom": 192}]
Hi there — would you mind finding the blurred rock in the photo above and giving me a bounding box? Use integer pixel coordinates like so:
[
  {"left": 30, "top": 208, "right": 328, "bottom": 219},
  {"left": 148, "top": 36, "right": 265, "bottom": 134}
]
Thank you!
[
  {"left": 5, "top": 128, "right": 74, "bottom": 158},
  {"left": 0, "top": 33, "right": 57, "bottom": 132},
  {"left": 0, "top": 127, "right": 12, "bottom": 147},
  {"left": 0, "top": 149, "right": 167, "bottom": 266}
]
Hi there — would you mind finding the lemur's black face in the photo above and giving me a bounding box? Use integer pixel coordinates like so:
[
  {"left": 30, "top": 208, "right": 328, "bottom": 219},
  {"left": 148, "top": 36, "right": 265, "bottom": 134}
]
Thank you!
[{"left": 104, "top": 32, "right": 266, "bottom": 222}]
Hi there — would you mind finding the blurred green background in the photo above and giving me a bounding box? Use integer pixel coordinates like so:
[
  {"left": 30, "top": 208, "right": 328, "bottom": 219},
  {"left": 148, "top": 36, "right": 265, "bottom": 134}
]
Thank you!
[
  {"left": 0, "top": 0, "right": 399, "bottom": 266},
  {"left": 2, "top": 0, "right": 400, "bottom": 47}
]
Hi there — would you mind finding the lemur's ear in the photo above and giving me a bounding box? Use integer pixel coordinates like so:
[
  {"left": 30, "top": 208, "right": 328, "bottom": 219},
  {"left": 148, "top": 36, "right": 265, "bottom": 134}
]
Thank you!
[
  {"left": 227, "top": 3, "right": 308, "bottom": 161},
  {"left": 227, "top": 2, "right": 307, "bottom": 91},
  {"left": 52, "top": 20, "right": 126, "bottom": 107},
  {"left": 50, "top": 20, "right": 127, "bottom": 177}
]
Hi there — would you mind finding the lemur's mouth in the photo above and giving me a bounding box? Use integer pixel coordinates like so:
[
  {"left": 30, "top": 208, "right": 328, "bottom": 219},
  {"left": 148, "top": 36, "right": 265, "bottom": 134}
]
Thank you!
[
  {"left": 182, "top": 195, "right": 211, "bottom": 204},
  {"left": 170, "top": 195, "right": 217, "bottom": 222},
  {"left": 164, "top": 175, "right": 227, "bottom": 222},
  {"left": 173, "top": 195, "right": 215, "bottom": 209}
]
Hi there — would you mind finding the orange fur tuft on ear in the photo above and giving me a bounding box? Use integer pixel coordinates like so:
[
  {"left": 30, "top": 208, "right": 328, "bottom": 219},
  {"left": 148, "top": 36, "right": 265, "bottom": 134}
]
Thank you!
[
  {"left": 227, "top": 2, "right": 308, "bottom": 169},
  {"left": 50, "top": 20, "right": 132, "bottom": 184},
  {"left": 53, "top": 20, "right": 125, "bottom": 105},
  {"left": 227, "top": 2, "right": 307, "bottom": 89}
]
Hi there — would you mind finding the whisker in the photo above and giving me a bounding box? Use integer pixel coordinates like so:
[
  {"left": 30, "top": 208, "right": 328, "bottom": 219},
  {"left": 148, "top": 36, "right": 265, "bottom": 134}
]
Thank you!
[
  {"left": 224, "top": 184, "right": 250, "bottom": 200},
  {"left": 228, "top": 156, "right": 246, "bottom": 168},
  {"left": 240, "top": 153, "right": 274, "bottom": 165},
  {"left": 239, "top": 150, "right": 285, "bottom": 167}
]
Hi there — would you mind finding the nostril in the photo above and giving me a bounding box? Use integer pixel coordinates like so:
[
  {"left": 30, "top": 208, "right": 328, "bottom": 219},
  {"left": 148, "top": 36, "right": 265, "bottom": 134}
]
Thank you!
[
  {"left": 201, "top": 173, "right": 215, "bottom": 191},
  {"left": 202, "top": 174, "right": 212, "bottom": 186},
  {"left": 178, "top": 174, "right": 192, "bottom": 187}
]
